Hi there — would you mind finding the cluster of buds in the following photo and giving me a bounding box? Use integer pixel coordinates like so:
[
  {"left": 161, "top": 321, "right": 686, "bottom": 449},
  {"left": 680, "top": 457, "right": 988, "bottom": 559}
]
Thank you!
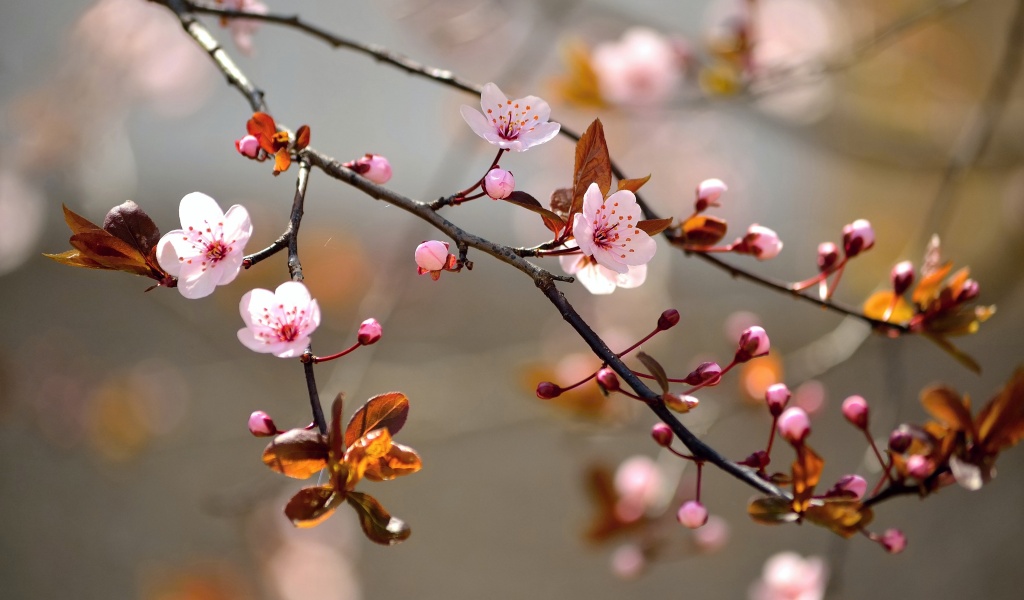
[
  {"left": 674, "top": 178, "right": 783, "bottom": 261},
  {"left": 793, "top": 219, "right": 876, "bottom": 300}
]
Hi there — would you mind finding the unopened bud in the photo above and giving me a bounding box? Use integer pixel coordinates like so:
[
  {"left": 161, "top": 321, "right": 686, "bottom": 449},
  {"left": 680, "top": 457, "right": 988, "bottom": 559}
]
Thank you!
[
  {"left": 351, "top": 153, "right": 392, "bottom": 184},
  {"left": 906, "top": 454, "right": 935, "bottom": 479},
  {"left": 235, "top": 134, "right": 260, "bottom": 159},
  {"left": 817, "top": 242, "right": 839, "bottom": 273},
  {"left": 596, "top": 367, "right": 620, "bottom": 392},
  {"left": 888, "top": 426, "right": 913, "bottom": 453},
  {"left": 695, "top": 178, "right": 727, "bottom": 212},
  {"left": 764, "top": 383, "right": 791, "bottom": 416},
  {"left": 842, "top": 219, "right": 875, "bottom": 257},
  {"left": 742, "top": 224, "right": 783, "bottom": 260},
  {"left": 880, "top": 528, "right": 907, "bottom": 554},
  {"left": 483, "top": 168, "right": 515, "bottom": 200},
  {"left": 651, "top": 423, "right": 673, "bottom": 447},
  {"left": 248, "top": 410, "right": 277, "bottom": 437},
  {"left": 357, "top": 318, "right": 382, "bottom": 345},
  {"left": 957, "top": 279, "right": 979, "bottom": 303},
  {"left": 684, "top": 361, "right": 722, "bottom": 386},
  {"left": 415, "top": 240, "right": 450, "bottom": 273},
  {"left": 734, "top": 325, "right": 770, "bottom": 363},
  {"left": 832, "top": 474, "right": 867, "bottom": 500},
  {"left": 536, "top": 381, "right": 562, "bottom": 399},
  {"left": 676, "top": 500, "right": 709, "bottom": 529},
  {"left": 664, "top": 393, "right": 699, "bottom": 413},
  {"left": 657, "top": 308, "right": 680, "bottom": 330},
  {"left": 841, "top": 395, "right": 869, "bottom": 430},
  {"left": 891, "top": 260, "right": 914, "bottom": 296},
  {"left": 778, "top": 407, "right": 810, "bottom": 444}
]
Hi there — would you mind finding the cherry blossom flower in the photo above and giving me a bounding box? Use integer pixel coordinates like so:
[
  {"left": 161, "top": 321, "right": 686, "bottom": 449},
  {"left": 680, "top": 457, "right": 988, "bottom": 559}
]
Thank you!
[
  {"left": 560, "top": 252, "right": 647, "bottom": 295},
  {"left": 591, "top": 28, "right": 682, "bottom": 107},
  {"left": 460, "top": 83, "right": 561, "bottom": 152},
  {"left": 221, "top": 0, "right": 269, "bottom": 55},
  {"left": 572, "top": 183, "right": 657, "bottom": 275},
  {"left": 237, "top": 281, "right": 321, "bottom": 358},
  {"left": 613, "top": 455, "right": 665, "bottom": 522},
  {"left": 157, "top": 192, "right": 252, "bottom": 299},
  {"left": 749, "top": 552, "right": 828, "bottom": 600},
  {"left": 483, "top": 168, "right": 515, "bottom": 199}
]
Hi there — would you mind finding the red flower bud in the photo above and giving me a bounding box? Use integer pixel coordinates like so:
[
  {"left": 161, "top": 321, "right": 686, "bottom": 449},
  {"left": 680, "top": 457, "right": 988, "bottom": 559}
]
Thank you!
[
  {"left": 657, "top": 308, "right": 680, "bottom": 330},
  {"left": 248, "top": 410, "right": 277, "bottom": 437},
  {"left": 536, "top": 381, "right": 562, "bottom": 399},
  {"left": 651, "top": 423, "right": 673, "bottom": 447},
  {"left": 841, "top": 395, "right": 869, "bottom": 430},
  {"left": 357, "top": 318, "right": 382, "bottom": 345},
  {"left": 817, "top": 242, "right": 839, "bottom": 273},
  {"left": 891, "top": 260, "right": 914, "bottom": 296},
  {"left": 596, "top": 367, "right": 620, "bottom": 392}
]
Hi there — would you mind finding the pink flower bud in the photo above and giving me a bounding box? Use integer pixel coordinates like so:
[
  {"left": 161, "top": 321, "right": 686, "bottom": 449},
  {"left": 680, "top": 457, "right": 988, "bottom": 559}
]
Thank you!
[
  {"left": 353, "top": 154, "right": 392, "bottom": 184},
  {"left": 235, "top": 134, "right": 260, "bottom": 159},
  {"left": 906, "top": 454, "right": 935, "bottom": 479},
  {"left": 415, "top": 240, "right": 450, "bottom": 272},
  {"left": 664, "top": 393, "right": 699, "bottom": 413},
  {"left": 695, "top": 178, "right": 727, "bottom": 212},
  {"left": 677, "top": 500, "right": 709, "bottom": 529},
  {"left": 880, "top": 528, "right": 907, "bottom": 554},
  {"left": 651, "top": 422, "right": 673, "bottom": 447},
  {"left": 817, "top": 242, "right": 839, "bottom": 273},
  {"left": 833, "top": 474, "right": 867, "bottom": 500},
  {"left": 778, "top": 407, "right": 811, "bottom": 444},
  {"left": 841, "top": 395, "right": 869, "bottom": 430},
  {"left": 842, "top": 219, "right": 875, "bottom": 257},
  {"left": 734, "top": 325, "right": 771, "bottom": 363},
  {"left": 610, "top": 544, "right": 646, "bottom": 580},
  {"left": 742, "top": 224, "right": 783, "bottom": 260},
  {"left": 536, "top": 381, "right": 562, "bottom": 399},
  {"left": 597, "top": 367, "right": 620, "bottom": 392},
  {"left": 248, "top": 410, "right": 277, "bottom": 437},
  {"left": 683, "top": 361, "right": 723, "bottom": 386},
  {"left": 891, "top": 261, "right": 914, "bottom": 296},
  {"left": 957, "top": 279, "right": 979, "bottom": 303},
  {"left": 657, "top": 308, "right": 681, "bottom": 330},
  {"left": 357, "top": 318, "right": 382, "bottom": 345},
  {"left": 483, "top": 168, "right": 515, "bottom": 199},
  {"left": 888, "top": 426, "right": 913, "bottom": 453},
  {"left": 764, "top": 383, "right": 791, "bottom": 416}
]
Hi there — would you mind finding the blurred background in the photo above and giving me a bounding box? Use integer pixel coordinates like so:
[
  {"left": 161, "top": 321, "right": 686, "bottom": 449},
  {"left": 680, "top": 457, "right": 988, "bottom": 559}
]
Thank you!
[{"left": 1, "top": 0, "right": 1023, "bottom": 598}]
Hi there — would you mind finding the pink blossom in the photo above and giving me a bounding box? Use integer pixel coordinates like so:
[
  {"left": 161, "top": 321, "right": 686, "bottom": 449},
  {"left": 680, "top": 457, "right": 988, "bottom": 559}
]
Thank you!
[
  {"left": 237, "top": 281, "right": 321, "bottom": 358},
  {"left": 765, "top": 383, "right": 791, "bottom": 415},
  {"left": 880, "top": 528, "right": 907, "bottom": 554},
  {"left": 842, "top": 219, "right": 875, "bottom": 257},
  {"left": 223, "top": 0, "right": 269, "bottom": 55},
  {"left": 572, "top": 183, "right": 656, "bottom": 275},
  {"left": 460, "top": 83, "right": 560, "bottom": 152},
  {"left": 740, "top": 224, "right": 784, "bottom": 260},
  {"left": 841, "top": 395, "right": 869, "bottom": 429},
  {"left": 677, "top": 500, "right": 709, "bottom": 529},
  {"left": 610, "top": 544, "right": 646, "bottom": 580},
  {"left": 483, "top": 168, "right": 515, "bottom": 199},
  {"left": 735, "top": 325, "right": 771, "bottom": 362},
  {"left": 415, "top": 241, "right": 448, "bottom": 271},
  {"left": 357, "top": 318, "right": 382, "bottom": 345},
  {"left": 692, "top": 515, "right": 730, "bottom": 552},
  {"left": 832, "top": 474, "right": 867, "bottom": 500},
  {"left": 591, "top": 28, "right": 682, "bottom": 107},
  {"left": 696, "top": 178, "right": 727, "bottom": 211},
  {"left": 157, "top": 192, "right": 252, "bottom": 299},
  {"left": 614, "top": 455, "right": 664, "bottom": 522},
  {"left": 559, "top": 252, "right": 647, "bottom": 295},
  {"left": 778, "top": 407, "right": 811, "bottom": 444},
  {"left": 248, "top": 410, "right": 277, "bottom": 437},
  {"left": 749, "top": 552, "right": 828, "bottom": 600},
  {"left": 235, "top": 134, "right": 260, "bottom": 159},
  {"left": 906, "top": 454, "right": 935, "bottom": 479}
]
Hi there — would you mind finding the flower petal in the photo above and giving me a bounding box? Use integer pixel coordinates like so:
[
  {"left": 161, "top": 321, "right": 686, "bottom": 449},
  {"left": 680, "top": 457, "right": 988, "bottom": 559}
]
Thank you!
[{"left": 178, "top": 192, "right": 224, "bottom": 227}]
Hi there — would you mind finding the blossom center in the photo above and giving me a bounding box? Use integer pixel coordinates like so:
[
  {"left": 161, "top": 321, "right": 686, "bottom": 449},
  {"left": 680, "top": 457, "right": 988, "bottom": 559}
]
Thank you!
[
  {"left": 276, "top": 322, "right": 299, "bottom": 342},
  {"left": 205, "top": 239, "right": 229, "bottom": 262}
]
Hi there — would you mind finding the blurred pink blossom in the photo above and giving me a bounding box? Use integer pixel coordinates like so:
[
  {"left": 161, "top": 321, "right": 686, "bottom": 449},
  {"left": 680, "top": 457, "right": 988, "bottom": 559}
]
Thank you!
[
  {"left": 749, "top": 551, "right": 828, "bottom": 600},
  {"left": 592, "top": 28, "right": 683, "bottom": 107}
]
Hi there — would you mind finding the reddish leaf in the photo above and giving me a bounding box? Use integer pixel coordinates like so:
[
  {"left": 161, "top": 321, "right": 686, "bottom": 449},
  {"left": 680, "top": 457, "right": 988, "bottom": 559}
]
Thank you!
[
  {"left": 345, "top": 392, "right": 410, "bottom": 449},
  {"left": 976, "top": 368, "right": 1024, "bottom": 454},
  {"left": 568, "top": 119, "right": 612, "bottom": 223},
  {"left": 329, "top": 392, "right": 345, "bottom": 460},
  {"left": 748, "top": 496, "right": 799, "bottom": 525},
  {"left": 791, "top": 444, "right": 824, "bottom": 514},
  {"left": 102, "top": 200, "right": 161, "bottom": 257},
  {"left": 284, "top": 485, "right": 343, "bottom": 528},
  {"left": 272, "top": 149, "right": 291, "bottom": 176},
  {"left": 503, "top": 191, "right": 566, "bottom": 235},
  {"left": 343, "top": 428, "right": 394, "bottom": 489},
  {"left": 262, "top": 428, "right": 329, "bottom": 479},
  {"left": 345, "top": 491, "right": 411, "bottom": 545},
  {"left": 680, "top": 215, "right": 728, "bottom": 246},
  {"left": 921, "top": 385, "right": 975, "bottom": 435},
  {"left": 549, "top": 187, "right": 573, "bottom": 219},
  {"left": 912, "top": 261, "right": 952, "bottom": 307},
  {"left": 617, "top": 174, "right": 651, "bottom": 194},
  {"left": 804, "top": 500, "right": 873, "bottom": 538},
  {"left": 294, "top": 124, "right": 310, "bottom": 150},
  {"left": 636, "top": 352, "right": 669, "bottom": 394},
  {"left": 247, "top": 112, "right": 278, "bottom": 153},
  {"left": 362, "top": 442, "right": 423, "bottom": 482},
  {"left": 863, "top": 290, "right": 914, "bottom": 323},
  {"left": 61, "top": 204, "right": 104, "bottom": 235},
  {"left": 43, "top": 249, "right": 105, "bottom": 270},
  {"left": 69, "top": 231, "right": 153, "bottom": 276},
  {"left": 636, "top": 218, "right": 673, "bottom": 237}
]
